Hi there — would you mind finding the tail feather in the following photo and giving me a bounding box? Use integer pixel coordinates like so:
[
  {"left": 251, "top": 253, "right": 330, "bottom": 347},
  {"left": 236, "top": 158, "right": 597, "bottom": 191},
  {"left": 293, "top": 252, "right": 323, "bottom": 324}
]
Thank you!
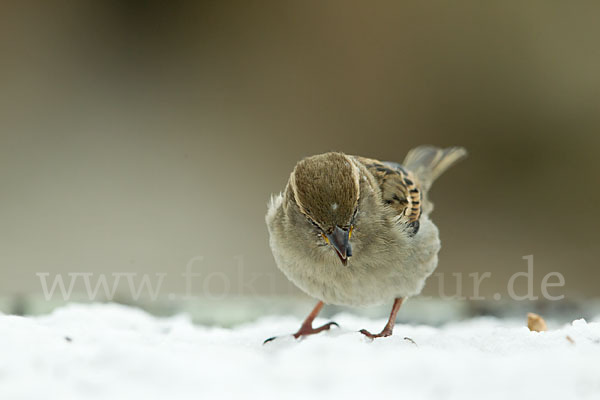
[{"left": 403, "top": 146, "right": 467, "bottom": 190}]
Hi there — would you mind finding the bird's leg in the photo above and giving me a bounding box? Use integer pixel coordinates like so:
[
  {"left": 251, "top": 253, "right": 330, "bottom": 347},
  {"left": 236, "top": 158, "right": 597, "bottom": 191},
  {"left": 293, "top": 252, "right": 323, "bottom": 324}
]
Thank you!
[
  {"left": 360, "top": 297, "right": 404, "bottom": 339},
  {"left": 264, "top": 301, "right": 338, "bottom": 344},
  {"left": 292, "top": 301, "right": 338, "bottom": 338}
]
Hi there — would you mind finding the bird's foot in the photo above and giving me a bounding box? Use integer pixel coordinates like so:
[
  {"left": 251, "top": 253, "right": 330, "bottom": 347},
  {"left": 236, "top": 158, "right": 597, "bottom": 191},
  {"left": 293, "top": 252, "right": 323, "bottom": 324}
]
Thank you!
[
  {"left": 359, "top": 328, "right": 417, "bottom": 344},
  {"left": 293, "top": 321, "right": 339, "bottom": 339},
  {"left": 359, "top": 328, "right": 392, "bottom": 339},
  {"left": 263, "top": 321, "right": 338, "bottom": 344}
]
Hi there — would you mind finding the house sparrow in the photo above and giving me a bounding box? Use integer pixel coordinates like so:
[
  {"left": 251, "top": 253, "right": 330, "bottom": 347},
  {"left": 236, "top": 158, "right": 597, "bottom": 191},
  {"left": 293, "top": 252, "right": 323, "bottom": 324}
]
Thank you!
[{"left": 265, "top": 146, "right": 466, "bottom": 341}]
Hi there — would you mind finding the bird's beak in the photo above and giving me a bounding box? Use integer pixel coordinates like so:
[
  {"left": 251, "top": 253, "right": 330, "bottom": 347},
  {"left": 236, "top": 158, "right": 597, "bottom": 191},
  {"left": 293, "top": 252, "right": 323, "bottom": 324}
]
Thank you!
[{"left": 326, "top": 226, "right": 353, "bottom": 266}]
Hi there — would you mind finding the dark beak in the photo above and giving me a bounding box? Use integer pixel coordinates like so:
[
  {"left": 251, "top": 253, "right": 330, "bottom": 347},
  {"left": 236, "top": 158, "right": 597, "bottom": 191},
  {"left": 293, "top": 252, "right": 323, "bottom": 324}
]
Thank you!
[{"left": 326, "top": 226, "right": 352, "bottom": 266}]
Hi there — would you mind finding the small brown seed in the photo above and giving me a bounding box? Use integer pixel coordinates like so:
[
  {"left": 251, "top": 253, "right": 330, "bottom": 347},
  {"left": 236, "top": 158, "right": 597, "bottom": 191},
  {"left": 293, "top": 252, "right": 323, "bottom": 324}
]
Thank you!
[
  {"left": 566, "top": 335, "right": 575, "bottom": 344},
  {"left": 527, "top": 312, "right": 547, "bottom": 332}
]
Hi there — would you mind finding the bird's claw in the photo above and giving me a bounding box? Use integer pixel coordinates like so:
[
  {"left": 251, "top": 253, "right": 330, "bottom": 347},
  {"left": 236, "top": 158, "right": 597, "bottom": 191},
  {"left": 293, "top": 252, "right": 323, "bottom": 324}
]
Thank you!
[
  {"left": 403, "top": 336, "right": 417, "bottom": 345},
  {"left": 263, "top": 336, "right": 278, "bottom": 344}
]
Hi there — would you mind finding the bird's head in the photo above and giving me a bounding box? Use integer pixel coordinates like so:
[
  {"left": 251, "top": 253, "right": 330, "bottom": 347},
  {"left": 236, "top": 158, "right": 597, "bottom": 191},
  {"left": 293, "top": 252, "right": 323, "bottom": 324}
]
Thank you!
[{"left": 289, "top": 152, "right": 360, "bottom": 266}]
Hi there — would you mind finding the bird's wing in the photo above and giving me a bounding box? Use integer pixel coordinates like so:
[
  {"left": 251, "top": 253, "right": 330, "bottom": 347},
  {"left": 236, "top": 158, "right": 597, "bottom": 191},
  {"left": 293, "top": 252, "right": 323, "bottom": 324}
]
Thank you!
[{"left": 355, "top": 157, "right": 422, "bottom": 234}]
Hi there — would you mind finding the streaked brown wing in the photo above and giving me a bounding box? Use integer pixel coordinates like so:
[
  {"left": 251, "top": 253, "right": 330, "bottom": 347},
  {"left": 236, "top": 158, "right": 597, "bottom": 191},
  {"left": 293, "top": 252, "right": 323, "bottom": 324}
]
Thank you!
[{"left": 355, "top": 157, "right": 422, "bottom": 234}]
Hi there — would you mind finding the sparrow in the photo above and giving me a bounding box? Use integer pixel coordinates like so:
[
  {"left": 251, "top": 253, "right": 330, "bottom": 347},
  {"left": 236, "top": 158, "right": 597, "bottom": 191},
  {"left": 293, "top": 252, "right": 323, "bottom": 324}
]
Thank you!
[{"left": 264, "top": 146, "right": 466, "bottom": 341}]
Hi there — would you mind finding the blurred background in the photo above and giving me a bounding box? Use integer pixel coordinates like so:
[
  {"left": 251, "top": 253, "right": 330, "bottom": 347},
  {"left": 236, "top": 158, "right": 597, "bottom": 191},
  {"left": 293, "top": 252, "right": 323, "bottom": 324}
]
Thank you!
[{"left": 1, "top": 1, "right": 599, "bottom": 323}]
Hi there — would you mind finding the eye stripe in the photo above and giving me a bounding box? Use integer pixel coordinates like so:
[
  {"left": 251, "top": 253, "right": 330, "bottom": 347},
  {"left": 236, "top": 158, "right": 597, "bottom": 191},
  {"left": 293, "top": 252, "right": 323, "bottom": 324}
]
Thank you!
[
  {"left": 351, "top": 207, "right": 358, "bottom": 223},
  {"left": 306, "top": 216, "right": 322, "bottom": 231}
]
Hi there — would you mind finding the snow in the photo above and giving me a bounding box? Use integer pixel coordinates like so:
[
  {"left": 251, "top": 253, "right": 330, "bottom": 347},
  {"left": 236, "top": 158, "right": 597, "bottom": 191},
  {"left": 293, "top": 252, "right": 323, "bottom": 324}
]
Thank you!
[{"left": 1, "top": 303, "right": 599, "bottom": 400}]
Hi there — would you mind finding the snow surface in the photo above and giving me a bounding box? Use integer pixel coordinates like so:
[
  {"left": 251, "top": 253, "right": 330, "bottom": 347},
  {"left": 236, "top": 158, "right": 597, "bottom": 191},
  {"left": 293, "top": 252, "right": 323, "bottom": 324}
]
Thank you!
[{"left": 1, "top": 303, "right": 599, "bottom": 400}]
